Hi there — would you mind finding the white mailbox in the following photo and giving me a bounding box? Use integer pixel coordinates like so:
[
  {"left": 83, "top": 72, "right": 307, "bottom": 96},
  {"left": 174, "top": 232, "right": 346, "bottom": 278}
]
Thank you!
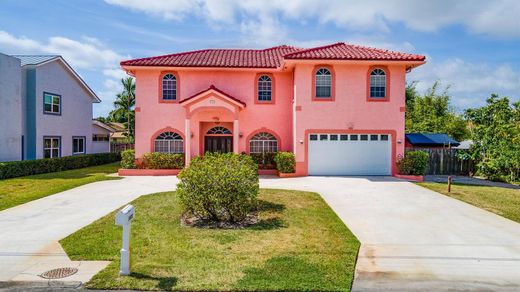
[{"left": 115, "top": 204, "right": 134, "bottom": 275}]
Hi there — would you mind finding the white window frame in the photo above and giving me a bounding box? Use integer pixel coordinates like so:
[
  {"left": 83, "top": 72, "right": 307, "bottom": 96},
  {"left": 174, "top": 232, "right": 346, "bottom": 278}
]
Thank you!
[
  {"left": 370, "top": 68, "right": 387, "bottom": 98},
  {"left": 257, "top": 75, "right": 272, "bottom": 101},
  {"left": 162, "top": 74, "right": 177, "bottom": 100},
  {"left": 154, "top": 132, "right": 184, "bottom": 153},
  {"left": 249, "top": 132, "right": 278, "bottom": 153},
  {"left": 315, "top": 68, "right": 332, "bottom": 98},
  {"left": 72, "top": 137, "right": 86, "bottom": 155},
  {"left": 43, "top": 137, "right": 61, "bottom": 158},
  {"left": 43, "top": 92, "right": 61, "bottom": 114}
]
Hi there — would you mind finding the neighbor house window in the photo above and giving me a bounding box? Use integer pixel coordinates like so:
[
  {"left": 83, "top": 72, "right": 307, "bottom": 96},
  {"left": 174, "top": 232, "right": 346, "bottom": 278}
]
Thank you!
[
  {"left": 162, "top": 73, "right": 177, "bottom": 100},
  {"left": 43, "top": 137, "right": 60, "bottom": 158},
  {"left": 92, "top": 134, "right": 110, "bottom": 141},
  {"left": 370, "top": 68, "right": 386, "bottom": 98},
  {"left": 44, "top": 92, "right": 61, "bottom": 114},
  {"left": 154, "top": 131, "right": 183, "bottom": 153},
  {"left": 72, "top": 137, "right": 86, "bottom": 155},
  {"left": 315, "top": 68, "right": 332, "bottom": 98},
  {"left": 257, "top": 75, "right": 272, "bottom": 102},
  {"left": 249, "top": 132, "right": 278, "bottom": 153}
]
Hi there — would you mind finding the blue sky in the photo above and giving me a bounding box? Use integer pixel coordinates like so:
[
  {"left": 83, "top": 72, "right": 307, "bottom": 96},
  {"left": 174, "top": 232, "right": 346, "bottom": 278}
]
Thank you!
[{"left": 1, "top": 0, "right": 519, "bottom": 117}]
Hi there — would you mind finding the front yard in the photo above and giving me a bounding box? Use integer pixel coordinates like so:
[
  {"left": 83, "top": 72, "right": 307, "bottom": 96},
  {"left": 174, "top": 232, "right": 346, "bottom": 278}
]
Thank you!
[
  {"left": 0, "top": 162, "right": 120, "bottom": 211},
  {"left": 61, "top": 189, "right": 360, "bottom": 291},
  {"left": 418, "top": 182, "right": 520, "bottom": 223}
]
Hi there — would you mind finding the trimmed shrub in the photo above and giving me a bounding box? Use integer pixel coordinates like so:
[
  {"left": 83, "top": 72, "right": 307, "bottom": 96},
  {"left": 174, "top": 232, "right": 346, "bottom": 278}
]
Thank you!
[
  {"left": 0, "top": 152, "right": 121, "bottom": 180},
  {"left": 274, "top": 152, "right": 296, "bottom": 173},
  {"left": 141, "top": 152, "right": 184, "bottom": 169},
  {"left": 177, "top": 152, "right": 259, "bottom": 223},
  {"left": 397, "top": 151, "right": 429, "bottom": 175},
  {"left": 121, "top": 150, "right": 136, "bottom": 169}
]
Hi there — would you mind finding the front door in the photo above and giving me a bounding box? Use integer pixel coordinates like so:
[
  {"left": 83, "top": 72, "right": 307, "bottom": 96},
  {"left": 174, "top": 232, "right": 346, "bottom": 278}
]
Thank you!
[{"left": 204, "top": 136, "right": 233, "bottom": 153}]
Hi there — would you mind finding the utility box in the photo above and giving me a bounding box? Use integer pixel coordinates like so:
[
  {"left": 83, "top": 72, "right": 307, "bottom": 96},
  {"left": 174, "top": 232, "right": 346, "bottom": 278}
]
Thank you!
[{"left": 115, "top": 204, "right": 134, "bottom": 275}]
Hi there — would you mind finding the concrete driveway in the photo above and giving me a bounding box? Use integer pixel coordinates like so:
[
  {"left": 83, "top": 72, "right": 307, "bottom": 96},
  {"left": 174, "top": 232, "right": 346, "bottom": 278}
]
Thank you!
[
  {"left": 260, "top": 176, "right": 520, "bottom": 291},
  {"left": 0, "top": 176, "right": 176, "bottom": 283},
  {"left": 2, "top": 175, "right": 520, "bottom": 291}
]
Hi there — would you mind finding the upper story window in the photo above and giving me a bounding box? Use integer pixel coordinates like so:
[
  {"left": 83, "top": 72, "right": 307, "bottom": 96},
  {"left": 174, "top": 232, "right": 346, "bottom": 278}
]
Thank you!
[
  {"left": 44, "top": 92, "right": 61, "bottom": 115},
  {"left": 315, "top": 68, "right": 332, "bottom": 98},
  {"left": 162, "top": 73, "right": 177, "bottom": 100},
  {"left": 154, "top": 131, "right": 183, "bottom": 153},
  {"left": 369, "top": 68, "right": 387, "bottom": 99},
  {"left": 257, "top": 75, "right": 272, "bottom": 102}
]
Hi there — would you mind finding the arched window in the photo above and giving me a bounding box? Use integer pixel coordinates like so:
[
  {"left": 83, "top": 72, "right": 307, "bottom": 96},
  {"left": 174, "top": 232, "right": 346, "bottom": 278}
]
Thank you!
[
  {"left": 207, "top": 126, "right": 232, "bottom": 135},
  {"left": 249, "top": 132, "right": 278, "bottom": 153},
  {"left": 370, "top": 68, "right": 386, "bottom": 98},
  {"left": 257, "top": 75, "right": 272, "bottom": 101},
  {"left": 154, "top": 131, "right": 183, "bottom": 153},
  {"left": 315, "top": 68, "right": 332, "bottom": 98},
  {"left": 162, "top": 74, "right": 177, "bottom": 100}
]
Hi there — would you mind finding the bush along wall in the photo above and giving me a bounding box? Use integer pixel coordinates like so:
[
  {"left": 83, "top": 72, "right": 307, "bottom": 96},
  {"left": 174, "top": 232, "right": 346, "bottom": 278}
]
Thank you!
[
  {"left": 396, "top": 151, "right": 429, "bottom": 176},
  {"left": 0, "top": 152, "right": 121, "bottom": 180},
  {"left": 274, "top": 152, "right": 296, "bottom": 173},
  {"left": 141, "top": 152, "right": 185, "bottom": 169},
  {"left": 120, "top": 149, "right": 136, "bottom": 169}
]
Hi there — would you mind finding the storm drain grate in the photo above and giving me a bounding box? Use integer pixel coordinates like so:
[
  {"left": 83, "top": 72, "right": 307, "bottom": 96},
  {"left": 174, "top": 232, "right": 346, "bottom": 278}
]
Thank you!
[{"left": 39, "top": 267, "right": 78, "bottom": 279}]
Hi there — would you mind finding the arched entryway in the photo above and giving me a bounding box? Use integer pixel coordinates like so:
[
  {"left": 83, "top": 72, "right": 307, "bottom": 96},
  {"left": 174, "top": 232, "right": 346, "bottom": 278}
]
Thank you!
[{"left": 204, "top": 126, "right": 233, "bottom": 153}]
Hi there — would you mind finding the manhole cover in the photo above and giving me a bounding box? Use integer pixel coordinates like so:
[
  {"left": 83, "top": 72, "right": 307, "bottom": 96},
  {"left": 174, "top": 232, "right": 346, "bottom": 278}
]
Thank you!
[{"left": 39, "top": 267, "right": 78, "bottom": 279}]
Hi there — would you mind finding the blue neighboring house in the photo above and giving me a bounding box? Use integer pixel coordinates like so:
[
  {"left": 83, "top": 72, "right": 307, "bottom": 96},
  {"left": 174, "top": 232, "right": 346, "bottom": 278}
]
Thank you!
[
  {"left": 405, "top": 133, "right": 460, "bottom": 149},
  {"left": 0, "top": 53, "right": 104, "bottom": 162}
]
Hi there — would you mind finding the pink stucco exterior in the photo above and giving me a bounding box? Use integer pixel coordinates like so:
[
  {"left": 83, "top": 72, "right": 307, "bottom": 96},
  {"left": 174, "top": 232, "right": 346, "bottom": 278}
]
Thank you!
[{"left": 122, "top": 43, "right": 425, "bottom": 176}]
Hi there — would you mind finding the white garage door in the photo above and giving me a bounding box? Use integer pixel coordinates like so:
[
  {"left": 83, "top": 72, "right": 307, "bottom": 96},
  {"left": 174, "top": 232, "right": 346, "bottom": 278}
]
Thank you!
[{"left": 308, "top": 133, "right": 391, "bottom": 176}]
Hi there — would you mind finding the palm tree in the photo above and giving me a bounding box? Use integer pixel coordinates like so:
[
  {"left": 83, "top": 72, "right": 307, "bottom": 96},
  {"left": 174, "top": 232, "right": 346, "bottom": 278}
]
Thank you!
[{"left": 111, "top": 77, "right": 136, "bottom": 141}]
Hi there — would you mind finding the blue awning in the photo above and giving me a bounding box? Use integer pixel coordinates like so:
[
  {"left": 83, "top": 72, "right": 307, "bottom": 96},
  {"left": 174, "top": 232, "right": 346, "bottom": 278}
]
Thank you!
[{"left": 405, "top": 133, "right": 460, "bottom": 147}]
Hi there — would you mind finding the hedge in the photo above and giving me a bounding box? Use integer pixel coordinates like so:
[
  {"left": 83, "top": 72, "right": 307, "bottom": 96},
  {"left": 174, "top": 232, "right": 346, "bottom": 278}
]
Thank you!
[
  {"left": 141, "top": 152, "right": 185, "bottom": 169},
  {"left": 274, "top": 152, "right": 296, "bottom": 173},
  {"left": 249, "top": 152, "right": 276, "bottom": 169},
  {"left": 121, "top": 150, "right": 136, "bottom": 169},
  {"left": 396, "top": 151, "right": 429, "bottom": 175},
  {"left": 0, "top": 152, "right": 121, "bottom": 180}
]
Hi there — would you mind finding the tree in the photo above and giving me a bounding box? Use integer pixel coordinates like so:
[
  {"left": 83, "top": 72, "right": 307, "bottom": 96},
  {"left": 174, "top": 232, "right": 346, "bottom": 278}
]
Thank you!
[
  {"left": 465, "top": 95, "right": 520, "bottom": 182},
  {"left": 405, "top": 81, "right": 469, "bottom": 141},
  {"left": 110, "top": 77, "right": 136, "bottom": 140}
]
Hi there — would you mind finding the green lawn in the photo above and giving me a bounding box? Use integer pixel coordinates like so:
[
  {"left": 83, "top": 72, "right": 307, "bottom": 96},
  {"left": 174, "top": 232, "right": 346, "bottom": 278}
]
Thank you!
[
  {"left": 418, "top": 182, "right": 520, "bottom": 223},
  {"left": 61, "top": 189, "right": 360, "bottom": 291},
  {"left": 0, "top": 162, "right": 121, "bottom": 211}
]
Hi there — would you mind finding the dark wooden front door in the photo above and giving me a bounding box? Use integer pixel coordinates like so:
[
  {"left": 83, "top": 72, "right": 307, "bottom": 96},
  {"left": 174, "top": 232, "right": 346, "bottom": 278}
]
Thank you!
[{"left": 204, "top": 136, "right": 233, "bottom": 153}]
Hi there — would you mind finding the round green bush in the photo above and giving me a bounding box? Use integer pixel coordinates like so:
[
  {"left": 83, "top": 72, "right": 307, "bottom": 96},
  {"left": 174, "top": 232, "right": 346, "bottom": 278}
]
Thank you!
[
  {"left": 396, "top": 151, "right": 429, "bottom": 175},
  {"left": 120, "top": 150, "right": 136, "bottom": 169},
  {"left": 176, "top": 152, "right": 259, "bottom": 223},
  {"left": 274, "top": 152, "right": 296, "bottom": 173}
]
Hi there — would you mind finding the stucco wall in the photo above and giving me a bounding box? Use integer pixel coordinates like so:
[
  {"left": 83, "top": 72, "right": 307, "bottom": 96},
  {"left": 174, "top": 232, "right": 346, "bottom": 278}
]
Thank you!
[
  {"left": 91, "top": 124, "right": 111, "bottom": 153},
  {"left": 0, "top": 54, "right": 22, "bottom": 162},
  {"left": 33, "top": 61, "right": 93, "bottom": 158},
  {"left": 293, "top": 63, "right": 407, "bottom": 175},
  {"left": 134, "top": 69, "right": 293, "bottom": 158}
]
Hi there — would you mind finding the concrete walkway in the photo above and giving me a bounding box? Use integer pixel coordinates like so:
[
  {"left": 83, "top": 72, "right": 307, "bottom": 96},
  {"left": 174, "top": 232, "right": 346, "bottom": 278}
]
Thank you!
[
  {"left": 0, "top": 176, "right": 177, "bottom": 283},
  {"left": 260, "top": 176, "right": 520, "bottom": 291}
]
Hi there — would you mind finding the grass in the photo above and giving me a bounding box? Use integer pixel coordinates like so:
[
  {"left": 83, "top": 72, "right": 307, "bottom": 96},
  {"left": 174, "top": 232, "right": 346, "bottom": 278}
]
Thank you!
[
  {"left": 61, "top": 189, "right": 360, "bottom": 291},
  {"left": 0, "top": 162, "right": 121, "bottom": 211},
  {"left": 418, "top": 182, "right": 520, "bottom": 223}
]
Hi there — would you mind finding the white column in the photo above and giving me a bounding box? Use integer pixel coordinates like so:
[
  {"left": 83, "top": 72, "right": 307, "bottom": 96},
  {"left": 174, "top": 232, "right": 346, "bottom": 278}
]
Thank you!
[
  {"left": 185, "top": 118, "right": 191, "bottom": 165},
  {"left": 233, "top": 119, "right": 239, "bottom": 154}
]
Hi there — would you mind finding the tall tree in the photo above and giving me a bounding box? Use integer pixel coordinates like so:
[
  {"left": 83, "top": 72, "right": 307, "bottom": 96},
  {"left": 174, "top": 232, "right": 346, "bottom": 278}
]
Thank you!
[
  {"left": 465, "top": 95, "right": 520, "bottom": 182},
  {"left": 110, "top": 77, "right": 136, "bottom": 140},
  {"left": 405, "top": 81, "right": 469, "bottom": 141}
]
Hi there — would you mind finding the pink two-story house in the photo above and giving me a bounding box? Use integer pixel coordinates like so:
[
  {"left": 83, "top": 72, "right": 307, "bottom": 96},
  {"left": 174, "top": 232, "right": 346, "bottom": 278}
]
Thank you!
[{"left": 121, "top": 42, "right": 425, "bottom": 176}]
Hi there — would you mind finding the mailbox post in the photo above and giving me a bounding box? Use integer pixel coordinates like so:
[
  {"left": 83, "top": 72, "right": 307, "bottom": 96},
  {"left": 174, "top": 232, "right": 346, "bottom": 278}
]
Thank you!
[{"left": 115, "top": 204, "right": 135, "bottom": 276}]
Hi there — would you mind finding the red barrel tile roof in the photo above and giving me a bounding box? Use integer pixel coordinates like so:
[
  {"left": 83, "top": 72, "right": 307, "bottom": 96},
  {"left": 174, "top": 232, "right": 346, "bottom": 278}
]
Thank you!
[{"left": 121, "top": 42, "right": 425, "bottom": 68}]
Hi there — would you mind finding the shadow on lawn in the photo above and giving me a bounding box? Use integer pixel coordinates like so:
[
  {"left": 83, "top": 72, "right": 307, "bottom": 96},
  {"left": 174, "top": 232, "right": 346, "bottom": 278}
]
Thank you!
[
  {"left": 247, "top": 200, "right": 287, "bottom": 230},
  {"left": 130, "top": 272, "right": 178, "bottom": 290}
]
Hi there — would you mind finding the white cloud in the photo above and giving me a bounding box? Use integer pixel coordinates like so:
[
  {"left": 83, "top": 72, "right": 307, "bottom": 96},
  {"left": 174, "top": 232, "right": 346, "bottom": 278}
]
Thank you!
[
  {"left": 409, "top": 58, "right": 520, "bottom": 110},
  {"left": 0, "top": 31, "right": 125, "bottom": 70},
  {"left": 104, "top": 0, "right": 520, "bottom": 38},
  {"left": 103, "top": 68, "right": 128, "bottom": 80}
]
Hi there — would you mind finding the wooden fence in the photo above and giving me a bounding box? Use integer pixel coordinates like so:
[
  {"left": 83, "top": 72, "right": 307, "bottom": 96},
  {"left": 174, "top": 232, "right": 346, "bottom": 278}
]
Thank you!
[
  {"left": 111, "top": 142, "right": 134, "bottom": 153},
  {"left": 407, "top": 148, "right": 475, "bottom": 175}
]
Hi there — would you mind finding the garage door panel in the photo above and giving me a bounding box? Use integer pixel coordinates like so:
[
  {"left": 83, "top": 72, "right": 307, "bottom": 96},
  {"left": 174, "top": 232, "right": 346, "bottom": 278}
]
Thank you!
[{"left": 308, "top": 134, "right": 391, "bottom": 176}]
